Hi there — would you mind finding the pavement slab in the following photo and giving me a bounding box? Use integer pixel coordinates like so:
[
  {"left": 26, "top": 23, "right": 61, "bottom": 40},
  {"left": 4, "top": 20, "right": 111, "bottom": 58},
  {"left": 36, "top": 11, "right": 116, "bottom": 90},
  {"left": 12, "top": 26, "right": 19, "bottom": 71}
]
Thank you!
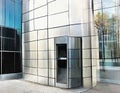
[{"left": 0, "top": 80, "right": 120, "bottom": 93}]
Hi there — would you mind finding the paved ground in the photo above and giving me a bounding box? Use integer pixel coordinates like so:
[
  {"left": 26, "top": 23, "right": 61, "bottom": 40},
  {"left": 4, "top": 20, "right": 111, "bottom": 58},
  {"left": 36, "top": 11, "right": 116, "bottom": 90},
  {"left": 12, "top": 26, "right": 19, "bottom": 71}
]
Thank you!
[
  {"left": 83, "top": 82, "right": 120, "bottom": 93},
  {"left": 0, "top": 80, "right": 120, "bottom": 93}
]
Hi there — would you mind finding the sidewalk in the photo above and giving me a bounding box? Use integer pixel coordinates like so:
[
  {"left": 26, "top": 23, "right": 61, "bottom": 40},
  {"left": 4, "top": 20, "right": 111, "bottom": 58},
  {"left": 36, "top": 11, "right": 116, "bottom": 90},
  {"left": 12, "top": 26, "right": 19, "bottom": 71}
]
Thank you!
[
  {"left": 84, "top": 82, "right": 120, "bottom": 93},
  {"left": 0, "top": 80, "right": 120, "bottom": 93}
]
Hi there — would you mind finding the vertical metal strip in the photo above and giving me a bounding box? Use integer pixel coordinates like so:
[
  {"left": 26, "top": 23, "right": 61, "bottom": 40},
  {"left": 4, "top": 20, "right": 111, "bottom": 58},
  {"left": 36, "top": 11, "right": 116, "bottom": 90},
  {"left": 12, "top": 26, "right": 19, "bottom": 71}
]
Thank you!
[
  {"left": 21, "top": 0, "right": 23, "bottom": 74},
  {"left": 67, "top": 0, "right": 70, "bottom": 88},
  {"left": 0, "top": 26, "right": 2, "bottom": 74},
  {"left": 101, "top": 0, "right": 105, "bottom": 71},
  {"left": 14, "top": 0, "right": 16, "bottom": 73},
  {"left": 89, "top": 0, "right": 94, "bottom": 87},
  {"left": 0, "top": 0, "right": 2, "bottom": 75},
  {"left": 47, "top": 0, "right": 49, "bottom": 85}
]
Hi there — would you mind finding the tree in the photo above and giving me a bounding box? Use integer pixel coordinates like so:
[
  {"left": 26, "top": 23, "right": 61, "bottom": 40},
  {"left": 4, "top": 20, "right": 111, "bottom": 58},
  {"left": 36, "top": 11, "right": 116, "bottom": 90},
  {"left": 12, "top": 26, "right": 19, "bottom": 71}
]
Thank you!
[{"left": 94, "top": 12, "right": 110, "bottom": 34}]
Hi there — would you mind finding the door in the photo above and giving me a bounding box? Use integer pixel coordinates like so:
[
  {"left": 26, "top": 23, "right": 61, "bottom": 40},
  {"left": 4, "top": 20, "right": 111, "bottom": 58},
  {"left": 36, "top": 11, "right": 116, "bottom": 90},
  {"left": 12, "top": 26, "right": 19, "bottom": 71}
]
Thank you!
[{"left": 56, "top": 44, "right": 67, "bottom": 84}]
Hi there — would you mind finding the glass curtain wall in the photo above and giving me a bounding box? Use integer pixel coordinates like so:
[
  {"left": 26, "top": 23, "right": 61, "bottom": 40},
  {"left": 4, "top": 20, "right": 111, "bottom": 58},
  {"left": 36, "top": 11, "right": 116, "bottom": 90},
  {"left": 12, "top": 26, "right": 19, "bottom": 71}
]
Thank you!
[
  {"left": 0, "top": 0, "right": 22, "bottom": 74},
  {"left": 94, "top": 0, "right": 120, "bottom": 81}
]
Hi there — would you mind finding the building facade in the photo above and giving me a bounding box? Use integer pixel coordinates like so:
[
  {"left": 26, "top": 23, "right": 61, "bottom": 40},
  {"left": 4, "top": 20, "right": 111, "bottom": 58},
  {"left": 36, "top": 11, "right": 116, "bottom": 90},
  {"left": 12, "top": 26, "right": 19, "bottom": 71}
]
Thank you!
[
  {"left": 0, "top": 0, "right": 120, "bottom": 89},
  {"left": 0, "top": 0, "right": 22, "bottom": 79},
  {"left": 22, "top": 0, "right": 98, "bottom": 88}
]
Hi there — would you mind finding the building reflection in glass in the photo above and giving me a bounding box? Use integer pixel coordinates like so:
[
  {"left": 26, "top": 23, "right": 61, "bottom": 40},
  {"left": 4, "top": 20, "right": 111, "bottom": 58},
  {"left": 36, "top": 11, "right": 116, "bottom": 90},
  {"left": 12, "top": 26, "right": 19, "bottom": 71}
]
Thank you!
[
  {"left": 94, "top": 0, "right": 120, "bottom": 67},
  {"left": 0, "top": 0, "right": 22, "bottom": 75}
]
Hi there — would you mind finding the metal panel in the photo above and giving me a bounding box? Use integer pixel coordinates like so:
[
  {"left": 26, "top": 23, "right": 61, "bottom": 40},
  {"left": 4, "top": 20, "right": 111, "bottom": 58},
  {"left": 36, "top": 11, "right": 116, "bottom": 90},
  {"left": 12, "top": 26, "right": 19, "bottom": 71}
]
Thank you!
[
  {"left": 70, "top": 0, "right": 89, "bottom": 24},
  {"left": 38, "top": 29, "right": 47, "bottom": 40},
  {"left": 55, "top": 36, "right": 68, "bottom": 44},
  {"left": 82, "top": 59, "right": 91, "bottom": 67},
  {"left": 92, "top": 49, "right": 99, "bottom": 59},
  {"left": 34, "top": 6, "right": 47, "bottom": 18},
  {"left": 83, "top": 77, "right": 92, "bottom": 88},
  {"left": 30, "top": 60, "right": 37, "bottom": 68},
  {"left": 38, "top": 40, "right": 48, "bottom": 50},
  {"left": 23, "top": 13, "right": 29, "bottom": 22},
  {"left": 82, "top": 36, "right": 91, "bottom": 49},
  {"left": 83, "top": 67, "right": 91, "bottom": 78},
  {"left": 69, "top": 68, "right": 81, "bottom": 78},
  {"left": 49, "top": 78, "right": 55, "bottom": 86},
  {"left": 69, "top": 59, "right": 81, "bottom": 68},
  {"left": 81, "top": 23, "right": 89, "bottom": 36},
  {"left": 29, "top": 0, "right": 34, "bottom": 11},
  {"left": 49, "top": 27, "right": 69, "bottom": 38},
  {"left": 23, "top": 21, "right": 34, "bottom": 32},
  {"left": 69, "top": 0, "right": 84, "bottom": 24},
  {"left": 24, "top": 22, "right": 29, "bottom": 32},
  {"left": 49, "top": 59, "right": 55, "bottom": 69},
  {"left": 29, "top": 31, "right": 37, "bottom": 41},
  {"left": 48, "top": 0, "right": 68, "bottom": 15},
  {"left": 24, "top": 74, "right": 37, "bottom": 82},
  {"left": 68, "top": 49, "right": 80, "bottom": 59},
  {"left": 24, "top": 43, "right": 30, "bottom": 51},
  {"left": 48, "top": 0, "right": 54, "bottom": 2},
  {"left": 22, "top": 0, "right": 29, "bottom": 13},
  {"left": 38, "top": 68, "right": 48, "bottom": 77},
  {"left": 70, "top": 25, "right": 82, "bottom": 37},
  {"left": 24, "top": 60, "right": 37, "bottom": 68},
  {"left": 35, "top": 17, "right": 47, "bottom": 30},
  {"left": 68, "top": 37, "right": 81, "bottom": 49},
  {"left": 29, "top": 41, "right": 37, "bottom": 51},
  {"left": 49, "top": 69, "right": 55, "bottom": 78},
  {"left": 82, "top": 49, "right": 90, "bottom": 59},
  {"left": 48, "top": 38, "right": 55, "bottom": 50},
  {"left": 30, "top": 68, "right": 37, "bottom": 75},
  {"left": 38, "top": 60, "right": 48, "bottom": 68},
  {"left": 38, "top": 51, "right": 48, "bottom": 60},
  {"left": 24, "top": 67, "right": 30, "bottom": 74},
  {"left": 29, "top": 11, "right": 34, "bottom": 20},
  {"left": 91, "top": 36, "right": 99, "bottom": 49},
  {"left": 24, "top": 51, "right": 37, "bottom": 59},
  {"left": 92, "top": 66, "right": 97, "bottom": 78},
  {"left": 68, "top": 78, "right": 81, "bottom": 88},
  {"left": 34, "top": 0, "right": 47, "bottom": 8},
  {"left": 48, "top": 12, "right": 69, "bottom": 28},
  {"left": 38, "top": 76, "right": 48, "bottom": 85},
  {"left": 49, "top": 51, "right": 56, "bottom": 59}
]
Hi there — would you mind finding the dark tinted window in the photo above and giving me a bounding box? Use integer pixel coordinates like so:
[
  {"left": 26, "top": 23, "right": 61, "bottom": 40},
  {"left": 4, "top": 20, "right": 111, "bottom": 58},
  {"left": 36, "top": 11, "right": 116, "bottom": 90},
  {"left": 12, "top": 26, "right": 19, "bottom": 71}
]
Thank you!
[
  {"left": 2, "top": 52, "right": 14, "bottom": 74},
  {"left": 15, "top": 53, "right": 22, "bottom": 72},
  {"left": 2, "top": 27, "right": 15, "bottom": 38},
  {"left": 2, "top": 38, "right": 15, "bottom": 51}
]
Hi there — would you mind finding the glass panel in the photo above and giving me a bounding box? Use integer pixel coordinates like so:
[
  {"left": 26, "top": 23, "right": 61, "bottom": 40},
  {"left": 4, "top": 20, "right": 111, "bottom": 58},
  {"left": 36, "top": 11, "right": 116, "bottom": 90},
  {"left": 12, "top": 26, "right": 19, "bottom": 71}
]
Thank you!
[
  {"left": 0, "top": 0, "right": 22, "bottom": 74},
  {"left": 0, "top": 37, "right": 1, "bottom": 50},
  {"left": 56, "top": 44, "right": 67, "bottom": 84},
  {"left": 0, "top": 0, "right": 2, "bottom": 25},
  {"left": 0, "top": 0, "right": 5, "bottom": 26},
  {"left": 2, "top": 27, "right": 15, "bottom": 38},
  {"left": 102, "top": 0, "right": 116, "bottom": 8},
  {"left": 15, "top": 53, "right": 22, "bottom": 72},
  {"left": 0, "top": 52, "right": 1, "bottom": 74},
  {"left": 2, "top": 38, "right": 15, "bottom": 51},
  {"left": 2, "top": 52, "right": 14, "bottom": 74},
  {"left": 5, "top": 0, "right": 15, "bottom": 28},
  {"left": 94, "top": 0, "right": 120, "bottom": 67}
]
